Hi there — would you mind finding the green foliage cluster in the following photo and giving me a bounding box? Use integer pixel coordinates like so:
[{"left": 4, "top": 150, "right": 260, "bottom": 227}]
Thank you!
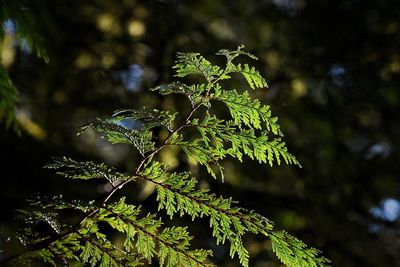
[
  {"left": 0, "top": 1, "right": 48, "bottom": 61},
  {"left": 0, "top": 0, "right": 48, "bottom": 132},
  {"left": 7, "top": 47, "right": 329, "bottom": 267}
]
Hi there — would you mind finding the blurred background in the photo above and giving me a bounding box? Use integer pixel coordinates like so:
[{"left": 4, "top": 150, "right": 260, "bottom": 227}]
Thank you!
[{"left": 1, "top": 0, "right": 400, "bottom": 266}]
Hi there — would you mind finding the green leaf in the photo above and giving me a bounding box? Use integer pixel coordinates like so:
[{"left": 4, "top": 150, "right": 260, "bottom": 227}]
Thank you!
[
  {"left": 211, "top": 89, "right": 282, "bottom": 134},
  {"left": 77, "top": 219, "right": 141, "bottom": 267},
  {"left": 178, "top": 138, "right": 226, "bottom": 179},
  {"left": 17, "top": 209, "right": 62, "bottom": 234},
  {"left": 216, "top": 45, "right": 267, "bottom": 89},
  {"left": 270, "top": 230, "right": 331, "bottom": 267},
  {"left": 151, "top": 82, "right": 207, "bottom": 107},
  {"left": 11, "top": 47, "right": 329, "bottom": 267},
  {"left": 188, "top": 114, "right": 299, "bottom": 167},
  {"left": 227, "top": 63, "right": 267, "bottom": 89},
  {"left": 28, "top": 195, "right": 96, "bottom": 213},
  {"left": 173, "top": 52, "right": 223, "bottom": 82},
  {"left": 12, "top": 248, "right": 56, "bottom": 266},
  {"left": 139, "top": 161, "right": 275, "bottom": 266},
  {"left": 100, "top": 197, "right": 214, "bottom": 267},
  {"left": 48, "top": 233, "right": 82, "bottom": 262},
  {"left": 113, "top": 107, "right": 177, "bottom": 132},
  {"left": 80, "top": 119, "right": 155, "bottom": 156},
  {"left": 45, "top": 157, "right": 128, "bottom": 183},
  {"left": 230, "top": 130, "right": 301, "bottom": 167},
  {"left": 216, "top": 45, "right": 259, "bottom": 62}
]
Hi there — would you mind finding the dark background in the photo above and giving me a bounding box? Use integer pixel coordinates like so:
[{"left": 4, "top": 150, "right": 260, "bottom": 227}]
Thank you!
[{"left": 1, "top": 0, "right": 400, "bottom": 266}]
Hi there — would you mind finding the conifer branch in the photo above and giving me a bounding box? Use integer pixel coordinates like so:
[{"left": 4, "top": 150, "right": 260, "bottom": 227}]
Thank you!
[
  {"left": 7, "top": 47, "right": 330, "bottom": 267},
  {"left": 101, "top": 203, "right": 213, "bottom": 267},
  {"left": 138, "top": 161, "right": 272, "bottom": 265},
  {"left": 45, "top": 157, "right": 128, "bottom": 183},
  {"left": 73, "top": 230, "right": 127, "bottom": 266},
  {"left": 210, "top": 89, "right": 282, "bottom": 135},
  {"left": 135, "top": 97, "right": 204, "bottom": 173}
]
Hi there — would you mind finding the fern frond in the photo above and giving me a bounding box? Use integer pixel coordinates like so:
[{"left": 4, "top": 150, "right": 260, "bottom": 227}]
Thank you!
[
  {"left": 188, "top": 114, "right": 299, "bottom": 166},
  {"left": 151, "top": 82, "right": 207, "bottom": 107},
  {"left": 270, "top": 230, "right": 331, "bottom": 267},
  {"left": 15, "top": 217, "right": 143, "bottom": 267},
  {"left": 211, "top": 89, "right": 282, "bottom": 134},
  {"left": 45, "top": 157, "right": 128, "bottom": 183},
  {"left": 100, "top": 197, "right": 214, "bottom": 267},
  {"left": 17, "top": 209, "right": 62, "bottom": 235},
  {"left": 54, "top": 222, "right": 141, "bottom": 267},
  {"left": 26, "top": 195, "right": 96, "bottom": 215},
  {"left": 18, "top": 198, "right": 214, "bottom": 267},
  {"left": 76, "top": 220, "right": 141, "bottom": 267},
  {"left": 227, "top": 63, "right": 267, "bottom": 89},
  {"left": 216, "top": 45, "right": 259, "bottom": 62},
  {"left": 9, "top": 47, "right": 329, "bottom": 267},
  {"left": 139, "top": 161, "right": 274, "bottom": 266},
  {"left": 230, "top": 130, "right": 301, "bottom": 166},
  {"left": 173, "top": 52, "right": 223, "bottom": 82},
  {"left": 139, "top": 162, "right": 325, "bottom": 266},
  {"left": 13, "top": 248, "right": 56, "bottom": 266},
  {"left": 158, "top": 226, "right": 212, "bottom": 266},
  {"left": 15, "top": 197, "right": 94, "bottom": 252},
  {"left": 176, "top": 138, "right": 226, "bottom": 179},
  {"left": 113, "top": 108, "right": 177, "bottom": 132},
  {"left": 80, "top": 119, "right": 155, "bottom": 156},
  {"left": 216, "top": 45, "right": 267, "bottom": 89}
]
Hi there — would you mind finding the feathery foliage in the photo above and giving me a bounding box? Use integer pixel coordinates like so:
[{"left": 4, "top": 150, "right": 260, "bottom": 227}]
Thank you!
[
  {"left": 45, "top": 157, "right": 128, "bottom": 183},
  {"left": 79, "top": 119, "right": 156, "bottom": 156},
  {"left": 6, "top": 47, "right": 329, "bottom": 267},
  {"left": 210, "top": 88, "right": 282, "bottom": 134},
  {"left": 112, "top": 108, "right": 177, "bottom": 132},
  {"left": 138, "top": 161, "right": 275, "bottom": 266}
]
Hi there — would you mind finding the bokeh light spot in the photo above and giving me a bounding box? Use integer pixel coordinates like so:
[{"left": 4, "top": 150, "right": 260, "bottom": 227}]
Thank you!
[
  {"left": 127, "top": 20, "right": 146, "bottom": 38},
  {"left": 75, "top": 52, "right": 96, "bottom": 69},
  {"left": 120, "top": 64, "right": 143, "bottom": 92},
  {"left": 16, "top": 110, "right": 47, "bottom": 140},
  {"left": 370, "top": 198, "right": 400, "bottom": 222},
  {"left": 291, "top": 79, "right": 307, "bottom": 97}
]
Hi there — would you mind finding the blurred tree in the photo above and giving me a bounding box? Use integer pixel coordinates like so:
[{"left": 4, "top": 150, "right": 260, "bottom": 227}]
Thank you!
[{"left": 0, "top": 0, "right": 48, "bottom": 132}]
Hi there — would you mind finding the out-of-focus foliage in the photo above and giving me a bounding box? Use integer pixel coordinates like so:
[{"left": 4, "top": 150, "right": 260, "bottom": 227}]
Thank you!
[
  {"left": 0, "top": 0, "right": 399, "bottom": 266},
  {"left": 0, "top": 67, "right": 18, "bottom": 131},
  {"left": 0, "top": 1, "right": 48, "bottom": 61},
  {"left": 0, "top": 0, "right": 48, "bottom": 131}
]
